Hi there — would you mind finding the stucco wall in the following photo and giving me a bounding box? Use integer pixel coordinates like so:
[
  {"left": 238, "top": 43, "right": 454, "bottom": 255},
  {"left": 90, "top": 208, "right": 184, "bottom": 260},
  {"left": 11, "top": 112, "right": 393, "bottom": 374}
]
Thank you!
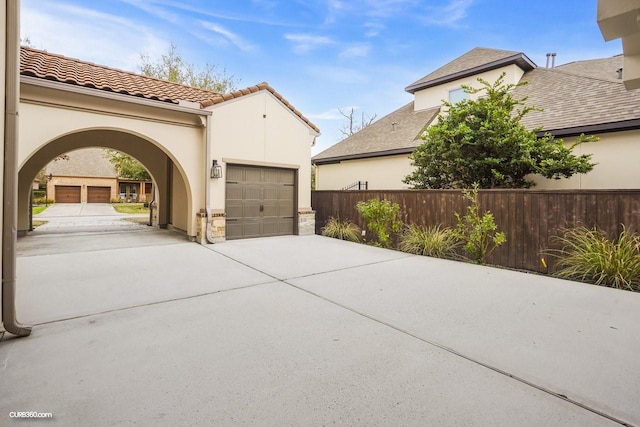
[
  {"left": 414, "top": 64, "right": 525, "bottom": 111},
  {"left": 18, "top": 84, "right": 206, "bottom": 236},
  {"left": 207, "top": 91, "right": 316, "bottom": 213},
  {"left": 315, "top": 155, "right": 413, "bottom": 190},
  {"left": 317, "top": 130, "right": 640, "bottom": 191},
  {"left": 533, "top": 130, "right": 640, "bottom": 189}
]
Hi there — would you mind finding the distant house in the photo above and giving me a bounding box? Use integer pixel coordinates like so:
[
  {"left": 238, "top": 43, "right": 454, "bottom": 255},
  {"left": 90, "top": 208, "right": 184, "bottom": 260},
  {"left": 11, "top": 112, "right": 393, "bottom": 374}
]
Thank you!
[
  {"left": 313, "top": 47, "right": 640, "bottom": 190},
  {"left": 45, "top": 148, "right": 152, "bottom": 203}
]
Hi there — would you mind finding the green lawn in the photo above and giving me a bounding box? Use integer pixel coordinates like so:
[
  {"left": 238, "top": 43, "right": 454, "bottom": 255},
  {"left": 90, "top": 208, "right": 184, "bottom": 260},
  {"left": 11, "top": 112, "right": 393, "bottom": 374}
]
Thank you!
[
  {"left": 112, "top": 203, "right": 150, "bottom": 214},
  {"left": 32, "top": 205, "right": 49, "bottom": 215}
]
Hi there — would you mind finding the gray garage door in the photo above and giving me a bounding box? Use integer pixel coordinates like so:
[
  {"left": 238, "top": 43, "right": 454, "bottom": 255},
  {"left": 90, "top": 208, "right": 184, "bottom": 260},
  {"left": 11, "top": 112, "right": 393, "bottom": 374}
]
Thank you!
[
  {"left": 226, "top": 165, "right": 296, "bottom": 239},
  {"left": 55, "top": 185, "right": 81, "bottom": 203},
  {"left": 87, "top": 186, "right": 111, "bottom": 203}
]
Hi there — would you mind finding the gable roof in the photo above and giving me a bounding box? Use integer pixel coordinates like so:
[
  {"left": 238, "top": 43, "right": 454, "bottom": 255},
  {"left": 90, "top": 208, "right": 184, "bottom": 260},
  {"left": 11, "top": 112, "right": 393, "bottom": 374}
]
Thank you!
[
  {"left": 46, "top": 148, "right": 117, "bottom": 178},
  {"left": 312, "top": 103, "right": 439, "bottom": 164},
  {"left": 20, "top": 47, "right": 319, "bottom": 134},
  {"left": 405, "top": 47, "right": 536, "bottom": 94},
  {"left": 201, "top": 82, "right": 320, "bottom": 134},
  {"left": 315, "top": 48, "right": 640, "bottom": 166}
]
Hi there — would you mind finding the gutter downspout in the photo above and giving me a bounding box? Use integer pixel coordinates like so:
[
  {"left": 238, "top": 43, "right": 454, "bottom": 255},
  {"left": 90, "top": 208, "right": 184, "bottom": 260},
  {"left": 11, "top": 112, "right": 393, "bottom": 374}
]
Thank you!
[
  {"left": 2, "top": 0, "right": 31, "bottom": 337},
  {"left": 204, "top": 112, "right": 216, "bottom": 244}
]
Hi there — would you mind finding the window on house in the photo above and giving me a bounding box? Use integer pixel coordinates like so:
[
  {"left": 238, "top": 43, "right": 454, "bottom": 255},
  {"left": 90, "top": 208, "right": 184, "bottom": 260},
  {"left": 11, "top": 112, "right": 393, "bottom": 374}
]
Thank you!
[{"left": 449, "top": 87, "right": 468, "bottom": 104}]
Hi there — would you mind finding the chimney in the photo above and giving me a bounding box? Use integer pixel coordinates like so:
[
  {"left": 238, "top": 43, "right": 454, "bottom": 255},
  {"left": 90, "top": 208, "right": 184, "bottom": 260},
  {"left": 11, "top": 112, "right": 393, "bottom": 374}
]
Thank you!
[
  {"left": 546, "top": 53, "right": 551, "bottom": 68},
  {"left": 551, "top": 52, "right": 557, "bottom": 68}
]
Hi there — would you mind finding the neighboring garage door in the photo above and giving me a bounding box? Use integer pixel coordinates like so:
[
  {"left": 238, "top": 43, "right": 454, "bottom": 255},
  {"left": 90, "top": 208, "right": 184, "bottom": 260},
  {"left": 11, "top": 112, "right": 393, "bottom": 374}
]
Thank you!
[
  {"left": 54, "top": 185, "right": 81, "bottom": 203},
  {"left": 87, "top": 186, "right": 111, "bottom": 203},
  {"left": 226, "top": 165, "right": 296, "bottom": 239}
]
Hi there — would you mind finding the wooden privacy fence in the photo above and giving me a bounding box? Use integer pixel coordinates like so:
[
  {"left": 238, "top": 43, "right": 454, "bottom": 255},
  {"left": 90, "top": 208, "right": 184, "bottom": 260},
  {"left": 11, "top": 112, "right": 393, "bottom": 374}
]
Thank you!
[{"left": 311, "top": 189, "right": 640, "bottom": 273}]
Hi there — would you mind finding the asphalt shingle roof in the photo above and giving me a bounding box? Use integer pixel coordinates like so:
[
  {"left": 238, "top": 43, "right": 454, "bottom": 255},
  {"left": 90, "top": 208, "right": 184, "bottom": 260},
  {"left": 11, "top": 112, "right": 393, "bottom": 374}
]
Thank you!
[
  {"left": 312, "top": 103, "right": 439, "bottom": 163},
  {"left": 405, "top": 47, "right": 535, "bottom": 93},
  {"left": 315, "top": 48, "right": 640, "bottom": 164},
  {"left": 46, "top": 148, "right": 117, "bottom": 178},
  {"left": 20, "top": 47, "right": 319, "bottom": 134},
  {"left": 515, "top": 57, "right": 640, "bottom": 132}
]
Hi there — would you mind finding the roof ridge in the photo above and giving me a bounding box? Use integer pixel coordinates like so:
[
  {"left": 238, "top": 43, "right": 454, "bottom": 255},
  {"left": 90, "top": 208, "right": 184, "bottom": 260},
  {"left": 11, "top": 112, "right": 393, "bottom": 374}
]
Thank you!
[
  {"left": 533, "top": 65, "right": 626, "bottom": 85},
  {"left": 20, "top": 46, "right": 220, "bottom": 97}
]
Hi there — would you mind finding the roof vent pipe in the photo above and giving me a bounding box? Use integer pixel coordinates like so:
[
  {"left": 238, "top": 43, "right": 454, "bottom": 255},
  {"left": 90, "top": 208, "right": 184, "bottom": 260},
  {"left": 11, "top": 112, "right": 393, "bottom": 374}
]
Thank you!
[
  {"left": 391, "top": 122, "right": 398, "bottom": 131},
  {"left": 617, "top": 67, "right": 623, "bottom": 79},
  {"left": 546, "top": 53, "right": 551, "bottom": 68},
  {"left": 551, "top": 52, "right": 557, "bottom": 68}
]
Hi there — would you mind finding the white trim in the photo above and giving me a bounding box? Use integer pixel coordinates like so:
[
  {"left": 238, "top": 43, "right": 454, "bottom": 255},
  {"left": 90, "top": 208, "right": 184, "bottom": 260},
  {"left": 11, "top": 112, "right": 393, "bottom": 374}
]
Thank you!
[
  {"left": 20, "top": 75, "right": 212, "bottom": 116},
  {"left": 221, "top": 157, "right": 300, "bottom": 170}
]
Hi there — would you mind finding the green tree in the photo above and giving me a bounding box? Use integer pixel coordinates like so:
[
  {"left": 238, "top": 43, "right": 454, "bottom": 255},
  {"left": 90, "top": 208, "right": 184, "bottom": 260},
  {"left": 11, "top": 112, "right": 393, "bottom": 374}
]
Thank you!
[
  {"left": 104, "top": 150, "right": 151, "bottom": 181},
  {"left": 404, "top": 73, "right": 597, "bottom": 189},
  {"left": 139, "top": 43, "right": 239, "bottom": 93}
]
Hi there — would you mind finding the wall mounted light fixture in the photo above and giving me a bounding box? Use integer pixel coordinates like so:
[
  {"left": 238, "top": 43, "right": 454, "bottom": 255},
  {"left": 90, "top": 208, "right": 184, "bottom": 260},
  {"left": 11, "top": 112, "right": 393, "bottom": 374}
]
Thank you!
[{"left": 211, "top": 160, "right": 223, "bottom": 179}]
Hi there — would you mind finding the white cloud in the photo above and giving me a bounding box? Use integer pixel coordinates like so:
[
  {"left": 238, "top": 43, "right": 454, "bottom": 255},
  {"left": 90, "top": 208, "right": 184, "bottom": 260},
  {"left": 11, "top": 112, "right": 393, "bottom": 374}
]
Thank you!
[
  {"left": 339, "top": 44, "right": 371, "bottom": 59},
  {"left": 284, "top": 33, "right": 335, "bottom": 54},
  {"left": 199, "top": 21, "right": 257, "bottom": 53},
  {"left": 422, "top": 0, "right": 475, "bottom": 27},
  {"left": 21, "top": 0, "right": 168, "bottom": 72},
  {"left": 120, "top": 0, "right": 181, "bottom": 24}
]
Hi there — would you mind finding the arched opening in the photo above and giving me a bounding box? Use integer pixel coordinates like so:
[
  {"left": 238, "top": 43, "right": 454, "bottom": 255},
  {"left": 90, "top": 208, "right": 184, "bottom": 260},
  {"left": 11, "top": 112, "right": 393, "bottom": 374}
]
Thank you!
[{"left": 18, "top": 128, "right": 193, "bottom": 238}]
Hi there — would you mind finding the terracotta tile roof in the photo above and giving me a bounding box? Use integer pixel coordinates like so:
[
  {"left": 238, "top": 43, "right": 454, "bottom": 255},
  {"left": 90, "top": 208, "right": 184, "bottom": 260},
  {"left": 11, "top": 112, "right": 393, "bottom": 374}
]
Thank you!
[
  {"left": 405, "top": 47, "right": 535, "bottom": 93},
  {"left": 201, "top": 82, "right": 320, "bottom": 134},
  {"left": 20, "top": 47, "right": 320, "bottom": 134},
  {"left": 46, "top": 148, "right": 117, "bottom": 178},
  {"left": 20, "top": 47, "right": 219, "bottom": 104},
  {"left": 312, "top": 103, "right": 439, "bottom": 163}
]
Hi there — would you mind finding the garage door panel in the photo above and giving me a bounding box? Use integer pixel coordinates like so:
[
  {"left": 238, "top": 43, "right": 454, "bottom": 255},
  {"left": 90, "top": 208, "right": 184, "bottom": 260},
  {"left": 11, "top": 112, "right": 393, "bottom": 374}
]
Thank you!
[
  {"left": 227, "top": 167, "right": 244, "bottom": 181},
  {"left": 55, "top": 185, "right": 81, "bottom": 203},
  {"left": 226, "top": 204, "right": 244, "bottom": 218},
  {"left": 245, "top": 168, "right": 262, "bottom": 182},
  {"left": 263, "top": 169, "right": 280, "bottom": 184},
  {"left": 226, "top": 165, "right": 296, "bottom": 240},
  {"left": 263, "top": 186, "right": 279, "bottom": 201},
  {"left": 226, "top": 185, "right": 243, "bottom": 201},
  {"left": 279, "top": 187, "right": 294, "bottom": 200},
  {"left": 244, "top": 203, "right": 261, "bottom": 217},
  {"left": 244, "top": 185, "right": 262, "bottom": 200},
  {"left": 87, "top": 186, "right": 111, "bottom": 203}
]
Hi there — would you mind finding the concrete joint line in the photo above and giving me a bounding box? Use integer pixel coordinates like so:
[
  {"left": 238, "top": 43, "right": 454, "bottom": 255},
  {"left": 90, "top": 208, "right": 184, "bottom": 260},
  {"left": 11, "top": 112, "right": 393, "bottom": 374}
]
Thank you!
[
  {"left": 281, "top": 282, "right": 634, "bottom": 427},
  {"left": 30, "top": 281, "right": 276, "bottom": 327}
]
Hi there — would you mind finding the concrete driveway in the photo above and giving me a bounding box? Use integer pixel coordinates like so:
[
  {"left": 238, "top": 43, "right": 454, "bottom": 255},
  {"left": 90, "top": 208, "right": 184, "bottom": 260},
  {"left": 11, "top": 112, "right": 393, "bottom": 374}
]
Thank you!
[
  {"left": 33, "top": 203, "right": 149, "bottom": 234},
  {"left": 2, "top": 229, "right": 639, "bottom": 426}
]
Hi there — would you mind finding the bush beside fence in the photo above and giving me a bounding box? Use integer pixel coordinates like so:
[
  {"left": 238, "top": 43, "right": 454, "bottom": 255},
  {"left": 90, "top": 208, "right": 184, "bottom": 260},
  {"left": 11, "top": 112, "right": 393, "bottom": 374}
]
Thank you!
[{"left": 311, "top": 189, "right": 640, "bottom": 273}]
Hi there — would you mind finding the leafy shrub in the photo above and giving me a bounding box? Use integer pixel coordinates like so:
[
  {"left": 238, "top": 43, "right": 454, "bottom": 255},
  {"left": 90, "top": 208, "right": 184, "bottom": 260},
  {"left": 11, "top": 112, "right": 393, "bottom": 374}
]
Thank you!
[
  {"left": 399, "top": 224, "right": 460, "bottom": 258},
  {"left": 33, "top": 190, "right": 46, "bottom": 198},
  {"left": 356, "top": 199, "right": 402, "bottom": 248},
  {"left": 321, "top": 217, "right": 362, "bottom": 242},
  {"left": 453, "top": 185, "right": 506, "bottom": 264},
  {"left": 32, "top": 197, "right": 54, "bottom": 205},
  {"left": 546, "top": 225, "right": 640, "bottom": 292}
]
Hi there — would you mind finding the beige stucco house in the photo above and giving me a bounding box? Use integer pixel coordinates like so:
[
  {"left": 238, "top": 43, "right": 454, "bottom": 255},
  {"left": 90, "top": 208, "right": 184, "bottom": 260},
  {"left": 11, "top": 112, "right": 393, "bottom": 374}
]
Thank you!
[
  {"left": 18, "top": 47, "right": 319, "bottom": 242},
  {"left": 313, "top": 47, "right": 640, "bottom": 190}
]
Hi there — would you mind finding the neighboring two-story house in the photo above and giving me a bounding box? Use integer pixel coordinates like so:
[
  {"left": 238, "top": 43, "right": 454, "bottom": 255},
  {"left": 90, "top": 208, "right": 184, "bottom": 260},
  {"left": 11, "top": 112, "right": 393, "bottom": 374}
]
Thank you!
[{"left": 313, "top": 47, "right": 640, "bottom": 190}]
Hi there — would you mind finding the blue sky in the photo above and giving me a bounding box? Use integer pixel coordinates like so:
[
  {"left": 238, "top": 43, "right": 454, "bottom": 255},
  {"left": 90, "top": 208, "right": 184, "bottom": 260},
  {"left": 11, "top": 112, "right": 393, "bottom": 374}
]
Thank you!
[{"left": 20, "top": 0, "right": 620, "bottom": 154}]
